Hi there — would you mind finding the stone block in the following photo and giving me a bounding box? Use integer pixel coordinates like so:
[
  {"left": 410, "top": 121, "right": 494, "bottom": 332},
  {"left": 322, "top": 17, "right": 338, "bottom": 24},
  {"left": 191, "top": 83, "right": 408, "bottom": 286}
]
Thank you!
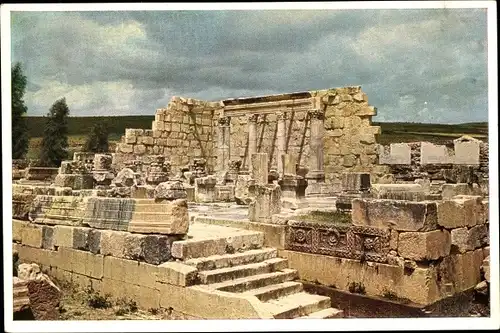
[
  {"left": 454, "top": 137, "right": 480, "bottom": 165},
  {"left": 156, "top": 262, "right": 198, "bottom": 286},
  {"left": 13, "top": 219, "right": 27, "bottom": 243},
  {"left": 88, "top": 229, "right": 101, "bottom": 254},
  {"left": 155, "top": 181, "right": 187, "bottom": 201},
  {"left": 398, "top": 229, "right": 451, "bottom": 261},
  {"left": 451, "top": 224, "right": 488, "bottom": 254},
  {"left": 72, "top": 227, "right": 90, "bottom": 251},
  {"left": 251, "top": 153, "right": 269, "bottom": 185},
  {"left": 41, "top": 225, "right": 55, "bottom": 250},
  {"left": 194, "top": 176, "right": 217, "bottom": 203},
  {"left": 352, "top": 199, "right": 438, "bottom": 231},
  {"left": 437, "top": 196, "right": 483, "bottom": 228},
  {"left": 437, "top": 249, "right": 483, "bottom": 292},
  {"left": 67, "top": 248, "right": 104, "bottom": 279},
  {"left": 99, "top": 230, "right": 126, "bottom": 258},
  {"left": 341, "top": 172, "right": 370, "bottom": 192},
  {"left": 103, "top": 256, "right": 157, "bottom": 289},
  {"left": 128, "top": 199, "right": 189, "bottom": 235},
  {"left": 123, "top": 233, "right": 146, "bottom": 261},
  {"left": 248, "top": 184, "right": 282, "bottom": 223},
  {"left": 420, "top": 142, "right": 452, "bottom": 164},
  {"left": 371, "top": 184, "right": 425, "bottom": 201},
  {"left": 53, "top": 225, "right": 74, "bottom": 248},
  {"left": 102, "top": 278, "right": 160, "bottom": 310},
  {"left": 21, "top": 224, "right": 43, "bottom": 248},
  {"left": 441, "top": 183, "right": 472, "bottom": 200},
  {"left": 141, "top": 234, "right": 176, "bottom": 265},
  {"left": 13, "top": 193, "right": 36, "bottom": 220}
]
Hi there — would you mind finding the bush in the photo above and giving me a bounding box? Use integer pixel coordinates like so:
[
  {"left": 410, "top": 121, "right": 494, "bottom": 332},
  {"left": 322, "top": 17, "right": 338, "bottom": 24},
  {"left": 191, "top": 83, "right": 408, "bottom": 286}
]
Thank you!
[{"left": 83, "top": 122, "right": 110, "bottom": 153}]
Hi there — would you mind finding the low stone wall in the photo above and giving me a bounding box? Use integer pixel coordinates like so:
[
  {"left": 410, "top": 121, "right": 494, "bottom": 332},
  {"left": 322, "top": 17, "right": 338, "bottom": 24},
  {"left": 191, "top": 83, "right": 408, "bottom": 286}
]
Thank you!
[{"left": 283, "top": 196, "right": 489, "bottom": 306}]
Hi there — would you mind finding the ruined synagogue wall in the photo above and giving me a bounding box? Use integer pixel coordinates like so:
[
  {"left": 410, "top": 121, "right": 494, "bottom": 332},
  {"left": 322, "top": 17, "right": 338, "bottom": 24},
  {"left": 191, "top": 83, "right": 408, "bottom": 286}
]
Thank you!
[
  {"left": 320, "top": 87, "right": 381, "bottom": 183},
  {"left": 228, "top": 111, "right": 311, "bottom": 171},
  {"left": 114, "top": 97, "right": 219, "bottom": 173}
]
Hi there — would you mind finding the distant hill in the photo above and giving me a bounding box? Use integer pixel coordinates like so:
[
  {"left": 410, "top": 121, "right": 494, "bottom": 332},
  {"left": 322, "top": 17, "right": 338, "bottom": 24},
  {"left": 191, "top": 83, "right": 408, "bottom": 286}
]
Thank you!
[{"left": 24, "top": 116, "right": 488, "bottom": 146}]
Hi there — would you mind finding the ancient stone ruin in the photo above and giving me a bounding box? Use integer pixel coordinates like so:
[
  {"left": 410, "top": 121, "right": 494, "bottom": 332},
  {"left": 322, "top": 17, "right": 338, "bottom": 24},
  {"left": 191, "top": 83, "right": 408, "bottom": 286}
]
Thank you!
[{"left": 11, "top": 86, "right": 490, "bottom": 319}]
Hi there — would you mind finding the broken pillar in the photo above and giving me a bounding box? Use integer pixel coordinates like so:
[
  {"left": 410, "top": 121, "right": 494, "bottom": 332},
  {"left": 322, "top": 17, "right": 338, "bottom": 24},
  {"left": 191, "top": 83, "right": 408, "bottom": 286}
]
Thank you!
[
  {"left": 248, "top": 153, "right": 282, "bottom": 222},
  {"left": 146, "top": 155, "right": 171, "bottom": 185},
  {"left": 278, "top": 154, "right": 308, "bottom": 209},
  {"left": 276, "top": 112, "right": 287, "bottom": 175},
  {"left": 336, "top": 172, "right": 371, "bottom": 212},
  {"left": 248, "top": 114, "right": 258, "bottom": 159},
  {"left": 305, "top": 109, "right": 326, "bottom": 196},
  {"left": 92, "top": 154, "right": 115, "bottom": 187},
  {"left": 53, "top": 160, "right": 94, "bottom": 190},
  {"left": 216, "top": 115, "right": 231, "bottom": 173},
  {"left": 194, "top": 175, "right": 217, "bottom": 203}
]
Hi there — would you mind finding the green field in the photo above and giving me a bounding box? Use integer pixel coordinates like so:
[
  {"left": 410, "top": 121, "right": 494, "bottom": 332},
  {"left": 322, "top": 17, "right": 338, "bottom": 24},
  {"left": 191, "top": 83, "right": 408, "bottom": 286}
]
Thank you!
[{"left": 23, "top": 116, "right": 488, "bottom": 159}]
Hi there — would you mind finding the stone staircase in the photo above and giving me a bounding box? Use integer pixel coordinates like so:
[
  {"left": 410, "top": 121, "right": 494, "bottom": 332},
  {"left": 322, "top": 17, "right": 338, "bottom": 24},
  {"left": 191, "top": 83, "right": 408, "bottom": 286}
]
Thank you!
[{"left": 172, "top": 223, "right": 343, "bottom": 319}]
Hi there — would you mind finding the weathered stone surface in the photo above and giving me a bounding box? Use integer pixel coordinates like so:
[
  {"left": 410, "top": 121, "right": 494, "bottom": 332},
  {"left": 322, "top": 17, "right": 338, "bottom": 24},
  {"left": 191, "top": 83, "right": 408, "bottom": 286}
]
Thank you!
[
  {"left": 41, "top": 226, "right": 55, "bottom": 250},
  {"left": 72, "top": 227, "right": 90, "bottom": 251},
  {"left": 352, "top": 199, "right": 438, "bottom": 231},
  {"left": 99, "top": 230, "right": 126, "bottom": 258},
  {"left": 286, "top": 221, "right": 390, "bottom": 263},
  {"left": 437, "top": 196, "right": 483, "bottom": 228},
  {"left": 24, "top": 167, "right": 59, "bottom": 181},
  {"left": 215, "top": 185, "right": 236, "bottom": 202},
  {"left": 142, "top": 235, "right": 176, "bottom": 265},
  {"left": 88, "top": 229, "right": 101, "bottom": 254},
  {"left": 481, "top": 256, "right": 490, "bottom": 282},
  {"left": 156, "top": 262, "right": 198, "bottom": 286},
  {"left": 436, "top": 249, "right": 483, "bottom": 293},
  {"left": 21, "top": 224, "right": 43, "bottom": 248},
  {"left": 251, "top": 153, "right": 269, "bottom": 185},
  {"left": 451, "top": 224, "right": 489, "bottom": 253},
  {"left": 248, "top": 184, "right": 281, "bottom": 222},
  {"left": 441, "top": 183, "right": 472, "bottom": 199},
  {"left": 26, "top": 277, "right": 61, "bottom": 320},
  {"left": 398, "top": 229, "right": 451, "bottom": 261},
  {"left": 155, "top": 181, "right": 187, "bottom": 201},
  {"left": 379, "top": 143, "right": 411, "bottom": 165},
  {"left": 235, "top": 175, "right": 253, "bottom": 205},
  {"left": 370, "top": 184, "right": 426, "bottom": 201},
  {"left": 420, "top": 142, "right": 452, "bottom": 164},
  {"left": 112, "top": 168, "right": 136, "bottom": 187},
  {"left": 123, "top": 233, "right": 146, "bottom": 261},
  {"left": 28, "top": 195, "right": 87, "bottom": 226},
  {"left": 194, "top": 176, "right": 217, "bottom": 203},
  {"left": 93, "top": 154, "right": 113, "bottom": 170},
  {"left": 13, "top": 193, "right": 36, "bottom": 220},
  {"left": 454, "top": 136, "right": 480, "bottom": 165},
  {"left": 341, "top": 172, "right": 370, "bottom": 192},
  {"left": 54, "top": 174, "right": 94, "bottom": 190},
  {"left": 18, "top": 263, "right": 41, "bottom": 280},
  {"left": 13, "top": 277, "right": 30, "bottom": 312}
]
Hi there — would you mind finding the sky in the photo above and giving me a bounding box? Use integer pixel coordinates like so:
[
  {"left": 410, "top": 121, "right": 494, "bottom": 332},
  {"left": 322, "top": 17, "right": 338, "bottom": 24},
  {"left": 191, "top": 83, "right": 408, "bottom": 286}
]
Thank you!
[{"left": 10, "top": 7, "right": 489, "bottom": 123}]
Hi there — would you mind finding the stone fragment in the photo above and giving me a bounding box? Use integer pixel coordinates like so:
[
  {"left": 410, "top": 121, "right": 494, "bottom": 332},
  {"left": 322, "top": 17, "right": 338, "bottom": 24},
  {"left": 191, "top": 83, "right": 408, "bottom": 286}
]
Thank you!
[
  {"left": 398, "top": 229, "right": 451, "bottom": 261},
  {"left": 13, "top": 277, "right": 30, "bottom": 312},
  {"left": 474, "top": 280, "right": 488, "bottom": 296},
  {"left": 341, "top": 172, "right": 370, "bottom": 193},
  {"left": 156, "top": 262, "right": 198, "bottom": 286},
  {"left": 194, "top": 176, "right": 217, "bottom": 203},
  {"left": 441, "top": 183, "right": 472, "bottom": 200},
  {"left": 41, "top": 226, "right": 55, "bottom": 250},
  {"left": 437, "top": 196, "right": 483, "bottom": 228},
  {"left": 251, "top": 153, "right": 269, "bottom": 185},
  {"left": 371, "top": 184, "right": 425, "bottom": 201},
  {"left": 352, "top": 199, "right": 438, "bottom": 231},
  {"left": 141, "top": 235, "right": 176, "bottom": 265},
  {"left": 26, "top": 277, "right": 62, "bottom": 320},
  {"left": 234, "top": 175, "right": 253, "bottom": 205},
  {"left": 88, "top": 229, "right": 101, "bottom": 254},
  {"left": 155, "top": 181, "right": 187, "bottom": 201},
  {"left": 481, "top": 256, "right": 490, "bottom": 282},
  {"left": 18, "top": 263, "right": 41, "bottom": 280},
  {"left": 112, "top": 168, "right": 136, "bottom": 187},
  {"left": 248, "top": 184, "right": 282, "bottom": 223}
]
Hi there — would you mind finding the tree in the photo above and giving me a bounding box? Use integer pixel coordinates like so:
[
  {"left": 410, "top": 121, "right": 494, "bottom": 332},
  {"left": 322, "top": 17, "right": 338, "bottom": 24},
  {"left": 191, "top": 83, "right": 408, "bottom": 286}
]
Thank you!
[
  {"left": 83, "top": 122, "right": 109, "bottom": 153},
  {"left": 12, "top": 62, "right": 29, "bottom": 159},
  {"left": 39, "top": 98, "right": 70, "bottom": 167}
]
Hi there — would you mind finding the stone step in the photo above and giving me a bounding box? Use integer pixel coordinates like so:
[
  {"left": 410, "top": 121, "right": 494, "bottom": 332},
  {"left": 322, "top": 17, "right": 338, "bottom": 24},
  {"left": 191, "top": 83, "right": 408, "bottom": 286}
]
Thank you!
[
  {"left": 263, "top": 292, "right": 332, "bottom": 319},
  {"left": 171, "top": 225, "right": 264, "bottom": 260},
  {"left": 198, "top": 258, "right": 288, "bottom": 284},
  {"left": 242, "top": 281, "right": 304, "bottom": 302},
  {"left": 210, "top": 269, "right": 298, "bottom": 293},
  {"left": 296, "top": 307, "right": 344, "bottom": 319},
  {"left": 185, "top": 248, "right": 278, "bottom": 271}
]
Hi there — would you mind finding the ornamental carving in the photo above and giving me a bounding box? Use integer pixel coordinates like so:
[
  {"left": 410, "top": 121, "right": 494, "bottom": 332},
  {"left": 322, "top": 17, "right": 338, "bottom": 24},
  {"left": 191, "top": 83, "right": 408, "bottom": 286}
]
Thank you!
[
  {"left": 247, "top": 114, "right": 259, "bottom": 122},
  {"left": 285, "top": 221, "right": 390, "bottom": 263},
  {"left": 218, "top": 116, "right": 231, "bottom": 126},
  {"left": 308, "top": 109, "right": 325, "bottom": 120}
]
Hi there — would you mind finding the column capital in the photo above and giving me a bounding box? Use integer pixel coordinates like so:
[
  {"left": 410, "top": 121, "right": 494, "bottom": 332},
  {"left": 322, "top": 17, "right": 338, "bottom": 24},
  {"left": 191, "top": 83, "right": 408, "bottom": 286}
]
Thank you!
[
  {"left": 308, "top": 109, "right": 325, "bottom": 120},
  {"left": 276, "top": 112, "right": 287, "bottom": 121},
  {"left": 247, "top": 114, "right": 259, "bottom": 123},
  {"left": 218, "top": 116, "right": 231, "bottom": 126}
]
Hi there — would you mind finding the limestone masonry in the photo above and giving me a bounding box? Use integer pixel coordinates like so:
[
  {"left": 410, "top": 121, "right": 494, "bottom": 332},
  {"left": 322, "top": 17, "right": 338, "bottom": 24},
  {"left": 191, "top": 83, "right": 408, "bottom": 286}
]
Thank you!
[{"left": 11, "top": 86, "right": 491, "bottom": 320}]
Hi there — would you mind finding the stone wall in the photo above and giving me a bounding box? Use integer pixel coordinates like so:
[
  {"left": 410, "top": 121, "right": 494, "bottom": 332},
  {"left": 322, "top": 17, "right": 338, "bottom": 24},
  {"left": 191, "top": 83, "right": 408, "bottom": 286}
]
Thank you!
[
  {"left": 112, "top": 86, "right": 380, "bottom": 184},
  {"left": 114, "top": 97, "right": 219, "bottom": 174}
]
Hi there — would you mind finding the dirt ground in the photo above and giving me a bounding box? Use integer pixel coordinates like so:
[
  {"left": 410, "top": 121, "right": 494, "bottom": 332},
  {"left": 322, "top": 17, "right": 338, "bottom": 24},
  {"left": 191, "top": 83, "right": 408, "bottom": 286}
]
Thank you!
[{"left": 55, "top": 280, "right": 194, "bottom": 321}]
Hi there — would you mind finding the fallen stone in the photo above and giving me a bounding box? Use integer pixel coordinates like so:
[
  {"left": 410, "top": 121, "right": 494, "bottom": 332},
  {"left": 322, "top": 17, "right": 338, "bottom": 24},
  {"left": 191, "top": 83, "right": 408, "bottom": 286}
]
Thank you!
[
  {"left": 26, "top": 276, "right": 61, "bottom": 320},
  {"left": 481, "top": 256, "right": 490, "bottom": 282},
  {"left": 474, "top": 280, "right": 488, "bottom": 296},
  {"left": 112, "top": 168, "right": 135, "bottom": 187},
  {"left": 155, "top": 181, "right": 187, "bottom": 201},
  {"left": 13, "top": 277, "right": 30, "bottom": 313},
  {"left": 351, "top": 198, "right": 438, "bottom": 231}
]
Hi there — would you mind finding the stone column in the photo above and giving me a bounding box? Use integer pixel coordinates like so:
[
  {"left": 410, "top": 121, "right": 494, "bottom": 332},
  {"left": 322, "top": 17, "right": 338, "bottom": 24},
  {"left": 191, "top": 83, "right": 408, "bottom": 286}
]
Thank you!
[
  {"left": 251, "top": 153, "right": 268, "bottom": 185},
  {"left": 307, "top": 109, "right": 325, "bottom": 182},
  {"left": 216, "top": 116, "right": 231, "bottom": 172},
  {"left": 276, "top": 112, "right": 287, "bottom": 176},
  {"left": 248, "top": 114, "right": 259, "bottom": 159}
]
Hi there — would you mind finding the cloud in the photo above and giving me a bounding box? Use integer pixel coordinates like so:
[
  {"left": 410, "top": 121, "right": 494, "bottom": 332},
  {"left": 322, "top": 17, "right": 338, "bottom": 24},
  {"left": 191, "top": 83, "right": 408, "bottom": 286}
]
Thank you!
[{"left": 10, "top": 8, "right": 489, "bottom": 123}]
